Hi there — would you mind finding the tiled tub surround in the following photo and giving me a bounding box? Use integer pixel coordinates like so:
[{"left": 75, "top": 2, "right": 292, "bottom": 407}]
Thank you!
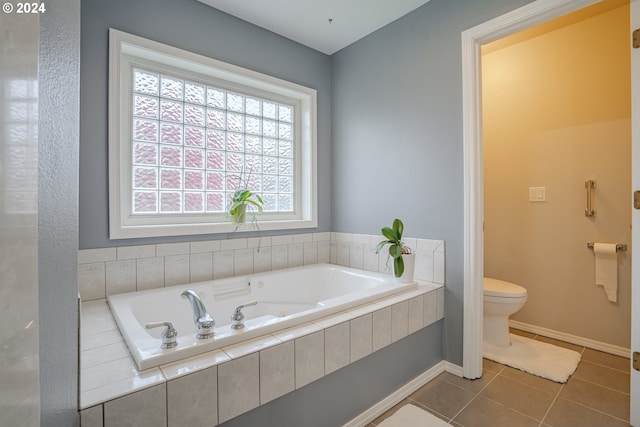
[
  {"left": 77, "top": 232, "right": 445, "bottom": 301},
  {"left": 80, "top": 283, "right": 445, "bottom": 426}
]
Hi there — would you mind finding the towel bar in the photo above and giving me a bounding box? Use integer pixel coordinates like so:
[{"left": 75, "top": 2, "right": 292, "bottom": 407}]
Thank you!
[{"left": 586, "top": 242, "right": 627, "bottom": 252}]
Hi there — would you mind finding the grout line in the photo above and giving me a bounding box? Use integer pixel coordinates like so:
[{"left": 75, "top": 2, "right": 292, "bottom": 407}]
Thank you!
[
  {"left": 538, "top": 380, "right": 565, "bottom": 426},
  {"left": 556, "top": 394, "right": 631, "bottom": 424},
  {"left": 447, "top": 364, "right": 504, "bottom": 423}
]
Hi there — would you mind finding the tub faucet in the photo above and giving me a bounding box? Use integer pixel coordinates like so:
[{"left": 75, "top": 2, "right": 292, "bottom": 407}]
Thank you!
[
  {"left": 181, "top": 290, "right": 215, "bottom": 339},
  {"left": 231, "top": 300, "right": 258, "bottom": 330}
]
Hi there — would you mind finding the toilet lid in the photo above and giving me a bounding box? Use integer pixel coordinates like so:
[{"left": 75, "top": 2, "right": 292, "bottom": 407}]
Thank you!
[{"left": 483, "top": 277, "right": 527, "bottom": 298}]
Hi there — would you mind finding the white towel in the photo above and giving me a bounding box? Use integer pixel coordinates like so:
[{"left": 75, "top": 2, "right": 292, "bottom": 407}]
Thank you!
[{"left": 594, "top": 243, "right": 618, "bottom": 302}]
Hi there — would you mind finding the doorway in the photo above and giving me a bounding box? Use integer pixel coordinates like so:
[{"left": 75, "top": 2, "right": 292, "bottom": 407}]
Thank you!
[{"left": 481, "top": 1, "right": 631, "bottom": 354}]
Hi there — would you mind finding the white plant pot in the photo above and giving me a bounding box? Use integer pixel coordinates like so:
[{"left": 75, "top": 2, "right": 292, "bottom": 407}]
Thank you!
[{"left": 396, "top": 253, "right": 416, "bottom": 284}]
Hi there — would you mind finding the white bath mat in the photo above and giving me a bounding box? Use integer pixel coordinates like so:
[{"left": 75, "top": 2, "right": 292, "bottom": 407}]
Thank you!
[
  {"left": 483, "top": 334, "right": 581, "bottom": 383},
  {"left": 377, "top": 404, "right": 450, "bottom": 427}
]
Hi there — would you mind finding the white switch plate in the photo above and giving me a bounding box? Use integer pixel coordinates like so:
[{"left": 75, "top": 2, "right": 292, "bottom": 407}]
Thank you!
[{"left": 529, "top": 186, "right": 546, "bottom": 202}]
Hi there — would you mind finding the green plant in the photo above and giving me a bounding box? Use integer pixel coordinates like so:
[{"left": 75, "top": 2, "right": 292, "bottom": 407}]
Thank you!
[
  {"left": 227, "top": 168, "right": 264, "bottom": 224},
  {"left": 375, "top": 218, "right": 412, "bottom": 277},
  {"left": 228, "top": 188, "right": 263, "bottom": 224}
]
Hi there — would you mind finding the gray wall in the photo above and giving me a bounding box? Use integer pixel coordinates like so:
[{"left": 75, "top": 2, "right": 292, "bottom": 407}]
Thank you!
[
  {"left": 39, "top": 0, "right": 81, "bottom": 425},
  {"left": 330, "top": 0, "right": 533, "bottom": 365},
  {"left": 80, "top": 0, "right": 332, "bottom": 249}
]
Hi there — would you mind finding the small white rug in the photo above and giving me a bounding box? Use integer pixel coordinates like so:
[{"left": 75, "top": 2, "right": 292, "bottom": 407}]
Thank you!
[
  {"left": 483, "top": 334, "right": 581, "bottom": 383},
  {"left": 377, "top": 404, "right": 450, "bottom": 427}
]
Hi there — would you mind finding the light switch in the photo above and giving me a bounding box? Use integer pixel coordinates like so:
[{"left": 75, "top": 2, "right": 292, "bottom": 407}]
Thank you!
[{"left": 529, "top": 186, "right": 546, "bottom": 202}]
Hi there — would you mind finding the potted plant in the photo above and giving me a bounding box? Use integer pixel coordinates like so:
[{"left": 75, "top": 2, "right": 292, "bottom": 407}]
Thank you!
[
  {"left": 227, "top": 168, "right": 264, "bottom": 225},
  {"left": 228, "top": 188, "right": 263, "bottom": 224},
  {"left": 375, "top": 218, "right": 415, "bottom": 283}
]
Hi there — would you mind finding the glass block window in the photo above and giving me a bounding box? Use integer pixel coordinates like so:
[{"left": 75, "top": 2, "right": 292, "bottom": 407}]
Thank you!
[
  {"left": 131, "top": 68, "right": 295, "bottom": 215},
  {"left": 109, "top": 29, "right": 317, "bottom": 239}
]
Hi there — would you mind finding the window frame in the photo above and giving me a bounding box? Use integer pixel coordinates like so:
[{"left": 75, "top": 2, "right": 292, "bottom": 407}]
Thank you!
[{"left": 108, "top": 29, "right": 317, "bottom": 239}]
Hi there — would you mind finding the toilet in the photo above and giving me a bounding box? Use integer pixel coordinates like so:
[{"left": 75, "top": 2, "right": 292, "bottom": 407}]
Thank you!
[{"left": 483, "top": 277, "right": 528, "bottom": 347}]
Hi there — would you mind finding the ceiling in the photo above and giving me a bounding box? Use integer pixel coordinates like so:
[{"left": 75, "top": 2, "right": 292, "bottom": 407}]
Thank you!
[{"left": 197, "top": 0, "right": 431, "bottom": 55}]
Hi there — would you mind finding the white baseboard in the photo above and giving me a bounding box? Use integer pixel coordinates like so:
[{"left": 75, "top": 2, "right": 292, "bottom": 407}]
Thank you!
[
  {"left": 509, "top": 320, "right": 630, "bottom": 359},
  {"left": 343, "top": 360, "right": 463, "bottom": 427}
]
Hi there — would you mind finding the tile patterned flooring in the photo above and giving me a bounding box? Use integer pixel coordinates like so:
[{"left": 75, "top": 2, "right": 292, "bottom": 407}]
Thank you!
[{"left": 369, "top": 330, "right": 631, "bottom": 427}]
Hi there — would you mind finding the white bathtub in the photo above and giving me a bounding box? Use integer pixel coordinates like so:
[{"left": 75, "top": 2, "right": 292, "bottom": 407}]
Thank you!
[{"left": 108, "top": 263, "right": 416, "bottom": 370}]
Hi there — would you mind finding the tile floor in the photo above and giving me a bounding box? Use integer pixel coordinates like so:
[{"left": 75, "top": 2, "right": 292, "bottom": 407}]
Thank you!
[{"left": 369, "top": 329, "right": 631, "bottom": 427}]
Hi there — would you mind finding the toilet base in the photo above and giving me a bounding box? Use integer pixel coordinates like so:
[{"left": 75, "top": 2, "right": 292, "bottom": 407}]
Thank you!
[{"left": 483, "top": 315, "right": 512, "bottom": 347}]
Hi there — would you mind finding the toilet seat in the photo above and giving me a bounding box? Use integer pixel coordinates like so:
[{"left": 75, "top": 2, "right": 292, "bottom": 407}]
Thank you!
[{"left": 483, "top": 277, "right": 527, "bottom": 298}]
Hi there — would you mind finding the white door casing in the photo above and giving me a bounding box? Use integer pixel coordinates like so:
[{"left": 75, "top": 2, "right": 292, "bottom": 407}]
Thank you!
[{"left": 630, "top": 1, "right": 640, "bottom": 425}]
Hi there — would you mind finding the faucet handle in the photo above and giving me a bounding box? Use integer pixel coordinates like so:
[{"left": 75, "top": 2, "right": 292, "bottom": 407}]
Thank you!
[
  {"left": 231, "top": 300, "right": 258, "bottom": 330},
  {"left": 146, "top": 321, "right": 178, "bottom": 349}
]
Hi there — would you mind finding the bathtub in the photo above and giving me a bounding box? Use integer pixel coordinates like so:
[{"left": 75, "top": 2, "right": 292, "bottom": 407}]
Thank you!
[{"left": 108, "top": 263, "right": 416, "bottom": 370}]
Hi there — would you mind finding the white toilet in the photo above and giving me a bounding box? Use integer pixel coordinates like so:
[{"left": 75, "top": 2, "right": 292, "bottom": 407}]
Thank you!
[{"left": 483, "top": 277, "right": 528, "bottom": 347}]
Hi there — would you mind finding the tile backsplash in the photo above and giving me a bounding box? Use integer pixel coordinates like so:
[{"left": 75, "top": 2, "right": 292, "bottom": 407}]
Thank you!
[{"left": 78, "top": 232, "right": 445, "bottom": 301}]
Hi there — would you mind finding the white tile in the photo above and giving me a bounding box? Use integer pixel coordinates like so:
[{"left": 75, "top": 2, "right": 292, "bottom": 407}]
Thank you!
[
  {"left": 424, "top": 290, "right": 438, "bottom": 326},
  {"left": 117, "top": 244, "right": 155, "bottom": 260},
  {"left": 287, "top": 243, "right": 303, "bottom": 268},
  {"left": 271, "top": 245, "right": 288, "bottom": 270},
  {"left": 160, "top": 349, "right": 229, "bottom": 381},
  {"left": 190, "top": 240, "right": 220, "bottom": 254},
  {"left": 391, "top": 301, "right": 409, "bottom": 343},
  {"left": 313, "top": 232, "right": 331, "bottom": 241},
  {"left": 260, "top": 341, "right": 295, "bottom": 404},
  {"left": 156, "top": 242, "right": 190, "bottom": 257},
  {"left": 434, "top": 251, "right": 445, "bottom": 284},
  {"left": 78, "top": 263, "right": 106, "bottom": 301},
  {"left": 414, "top": 251, "right": 434, "bottom": 282},
  {"left": 408, "top": 296, "right": 424, "bottom": 334},
  {"left": 81, "top": 329, "right": 123, "bottom": 352},
  {"left": 222, "top": 335, "right": 281, "bottom": 359},
  {"left": 336, "top": 242, "right": 350, "bottom": 267},
  {"left": 378, "top": 252, "right": 393, "bottom": 275},
  {"left": 351, "top": 234, "right": 371, "bottom": 245},
  {"left": 234, "top": 248, "right": 254, "bottom": 276},
  {"left": 167, "top": 367, "right": 217, "bottom": 427},
  {"left": 81, "top": 341, "right": 130, "bottom": 370},
  {"left": 324, "top": 322, "right": 350, "bottom": 374},
  {"left": 271, "top": 234, "right": 293, "bottom": 246},
  {"left": 372, "top": 307, "right": 392, "bottom": 352},
  {"left": 165, "top": 255, "right": 190, "bottom": 287},
  {"left": 80, "top": 365, "right": 165, "bottom": 409},
  {"left": 80, "top": 357, "right": 139, "bottom": 393},
  {"left": 334, "top": 232, "right": 352, "bottom": 242},
  {"left": 105, "top": 260, "right": 136, "bottom": 296},
  {"left": 136, "top": 257, "right": 164, "bottom": 291},
  {"left": 317, "top": 241, "right": 330, "bottom": 264},
  {"left": 103, "top": 383, "right": 166, "bottom": 427},
  {"left": 330, "top": 241, "right": 337, "bottom": 264},
  {"left": 349, "top": 243, "right": 364, "bottom": 269},
  {"left": 295, "top": 331, "right": 324, "bottom": 388},
  {"left": 220, "top": 238, "right": 247, "bottom": 251},
  {"left": 417, "top": 239, "right": 443, "bottom": 252},
  {"left": 303, "top": 242, "right": 318, "bottom": 265},
  {"left": 79, "top": 248, "right": 116, "bottom": 264},
  {"left": 218, "top": 353, "right": 260, "bottom": 423},
  {"left": 189, "top": 252, "right": 213, "bottom": 283},
  {"left": 253, "top": 247, "right": 272, "bottom": 273},
  {"left": 293, "top": 233, "right": 313, "bottom": 243},
  {"left": 350, "top": 314, "right": 373, "bottom": 363},
  {"left": 213, "top": 251, "right": 234, "bottom": 280},
  {"left": 436, "top": 287, "right": 445, "bottom": 320},
  {"left": 80, "top": 405, "right": 103, "bottom": 427},
  {"left": 363, "top": 244, "right": 379, "bottom": 272},
  {"left": 272, "top": 322, "right": 321, "bottom": 343},
  {"left": 248, "top": 236, "right": 271, "bottom": 249}
]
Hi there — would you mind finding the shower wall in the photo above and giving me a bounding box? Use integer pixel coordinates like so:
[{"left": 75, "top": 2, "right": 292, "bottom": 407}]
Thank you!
[{"left": 482, "top": 1, "right": 631, "bottom": 349}]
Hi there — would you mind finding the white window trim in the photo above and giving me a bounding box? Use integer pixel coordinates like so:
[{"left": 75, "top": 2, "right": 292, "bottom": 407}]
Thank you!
[{"left": 108, "top": 29, "right": 317, "bottom": 239}]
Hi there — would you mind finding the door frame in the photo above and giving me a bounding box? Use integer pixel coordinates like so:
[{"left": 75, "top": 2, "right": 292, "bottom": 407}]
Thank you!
[{"left": 461, "top": 0, "right": 604, "bottom": 380}]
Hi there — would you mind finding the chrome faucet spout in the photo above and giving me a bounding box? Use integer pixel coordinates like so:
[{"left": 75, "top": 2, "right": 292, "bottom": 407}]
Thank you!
[{"left": 181, "top": 290, "right": 215, "bottom": 339}]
